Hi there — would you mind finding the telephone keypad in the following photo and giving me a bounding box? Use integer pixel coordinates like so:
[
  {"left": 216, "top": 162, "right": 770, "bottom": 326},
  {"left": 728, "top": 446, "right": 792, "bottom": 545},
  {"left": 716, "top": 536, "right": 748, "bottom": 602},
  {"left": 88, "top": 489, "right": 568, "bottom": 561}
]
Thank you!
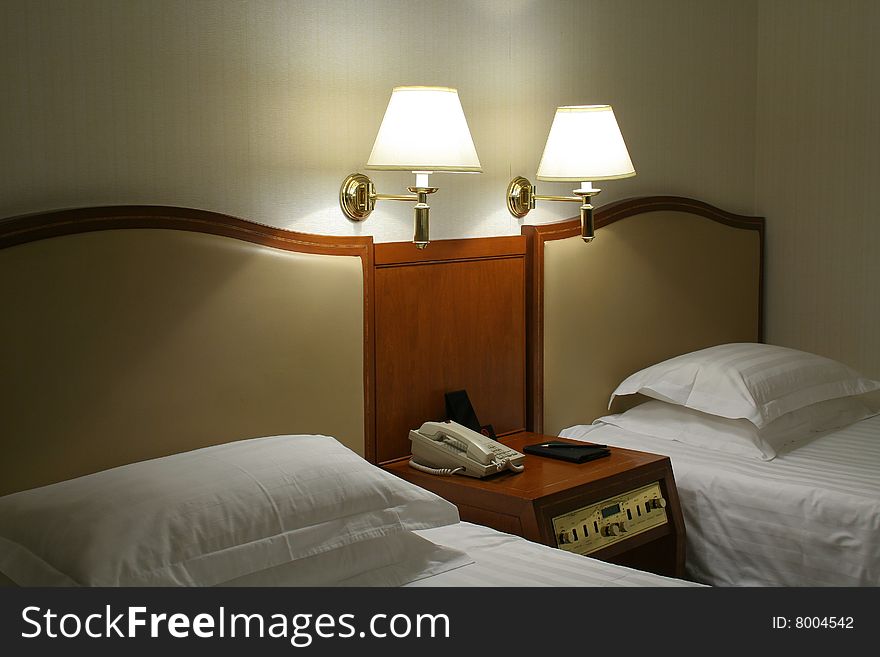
[{"left": 487, "top": 442, "right": 525, "bottom": 465}]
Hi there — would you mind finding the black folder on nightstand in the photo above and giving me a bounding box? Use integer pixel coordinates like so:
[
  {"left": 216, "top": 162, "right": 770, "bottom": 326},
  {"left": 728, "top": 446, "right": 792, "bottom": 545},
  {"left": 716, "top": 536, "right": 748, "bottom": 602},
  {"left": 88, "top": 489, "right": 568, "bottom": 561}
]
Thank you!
[{"left": 523, "top": 441, "right": 611, "bottom": 464}]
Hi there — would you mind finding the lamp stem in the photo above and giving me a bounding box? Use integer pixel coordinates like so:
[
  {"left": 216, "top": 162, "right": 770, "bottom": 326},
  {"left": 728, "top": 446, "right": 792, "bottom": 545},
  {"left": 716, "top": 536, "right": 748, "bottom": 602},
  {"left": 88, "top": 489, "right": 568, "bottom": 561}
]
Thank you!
[
  {"left": 414, "top": 192, "right": 430, "bottom": 249},
  {"left": 408, "top": 172, "right": 438, "bottom": 249},
  {"left": 573, "top": 182, "right": 600, "bottom": 242},
  {"left": 580, "top": 201, "right": 594, "bottom": 243}
]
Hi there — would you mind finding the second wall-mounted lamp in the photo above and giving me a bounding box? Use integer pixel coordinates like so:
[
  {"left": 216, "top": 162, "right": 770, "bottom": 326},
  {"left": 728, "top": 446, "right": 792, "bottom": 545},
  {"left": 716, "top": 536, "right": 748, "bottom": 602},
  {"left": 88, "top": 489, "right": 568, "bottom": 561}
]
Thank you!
[
  {"left": 507, "top": 105, "right": 635, "bottom": 242},
  {"left": 340, "top": 86, "right": 481, "bottom": 249}
]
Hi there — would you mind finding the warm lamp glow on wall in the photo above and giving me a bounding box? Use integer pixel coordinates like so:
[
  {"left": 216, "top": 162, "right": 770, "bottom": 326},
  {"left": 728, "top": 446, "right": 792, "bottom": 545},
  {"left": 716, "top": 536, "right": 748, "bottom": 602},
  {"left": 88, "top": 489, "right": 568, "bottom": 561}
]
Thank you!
[
  {"left": 340, "top": 86, "right": 482, "bottom": 248},
  {"left": 507, "top": 105, "right": 635, "bottom": 242}
]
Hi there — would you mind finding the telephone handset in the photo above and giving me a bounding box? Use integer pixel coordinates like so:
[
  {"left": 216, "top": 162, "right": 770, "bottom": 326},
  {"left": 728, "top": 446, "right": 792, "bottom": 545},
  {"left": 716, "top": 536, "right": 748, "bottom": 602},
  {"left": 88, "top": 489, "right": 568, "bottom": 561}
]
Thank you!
[{"left": 408, "top": 420, "right": 525, "bottom": 478}]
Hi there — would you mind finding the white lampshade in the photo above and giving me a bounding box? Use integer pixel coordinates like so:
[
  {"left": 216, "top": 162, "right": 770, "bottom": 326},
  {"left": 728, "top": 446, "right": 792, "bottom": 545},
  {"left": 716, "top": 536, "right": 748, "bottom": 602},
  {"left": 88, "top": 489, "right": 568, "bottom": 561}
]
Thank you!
[
  {"left": 535, "top": 105, "right": 635, "bottom": 182},
  {"left": 366, "top": 86, "right": 482, "bottom": 173}
]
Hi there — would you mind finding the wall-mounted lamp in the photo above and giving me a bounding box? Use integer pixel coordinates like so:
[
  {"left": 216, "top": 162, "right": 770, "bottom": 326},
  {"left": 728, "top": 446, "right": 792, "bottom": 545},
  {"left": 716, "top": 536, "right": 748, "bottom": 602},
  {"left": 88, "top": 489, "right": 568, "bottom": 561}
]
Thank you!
[
  {"left": 340, "top": 86, "right": 481, "bottom": 248},
  {"left": 507, "top": 105, "right": 635, "bottom": 242}
]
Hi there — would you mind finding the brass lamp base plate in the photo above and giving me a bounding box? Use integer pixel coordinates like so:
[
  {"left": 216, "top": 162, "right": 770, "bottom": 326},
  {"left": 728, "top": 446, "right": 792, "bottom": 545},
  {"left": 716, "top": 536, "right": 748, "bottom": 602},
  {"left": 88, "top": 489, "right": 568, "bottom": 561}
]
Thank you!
[
  {"left": 339, "top": 173, "right": 375, "bottom": 221},
  {"left": 507, "top": 176, "right": 533, "bottom": 218}
]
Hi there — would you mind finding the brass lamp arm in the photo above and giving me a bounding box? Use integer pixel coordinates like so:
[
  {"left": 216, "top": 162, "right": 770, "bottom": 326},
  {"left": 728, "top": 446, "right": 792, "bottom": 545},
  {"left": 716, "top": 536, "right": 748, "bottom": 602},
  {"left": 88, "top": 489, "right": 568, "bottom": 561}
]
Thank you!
[
  {"left": 376, "top": 193, "right": 419, "bottom": 202},
  {"left": 506, "top": 176, "right": 599, "bottom": 242},
  {"left": 340, "top": 173, "right": 439, "bottom": 249},
  {"left": 532, "top": 194, "right": 598, "bottom": 241},
  {"left": 532, "top": 194, "right": 582, "bottom": 203}
]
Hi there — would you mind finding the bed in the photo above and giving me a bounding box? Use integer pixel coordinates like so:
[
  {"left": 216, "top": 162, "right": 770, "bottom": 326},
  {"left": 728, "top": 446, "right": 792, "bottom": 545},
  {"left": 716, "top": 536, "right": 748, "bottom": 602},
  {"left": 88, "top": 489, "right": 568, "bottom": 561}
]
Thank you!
[
  {"left": 523, "top": 196, "right": 880, "bottom": 586},
  {"left": 0, "top": 205, "right": 692, "bottom": 588},
  {"left": 562, "top": 412, "right": 880, "bottom": 586}
]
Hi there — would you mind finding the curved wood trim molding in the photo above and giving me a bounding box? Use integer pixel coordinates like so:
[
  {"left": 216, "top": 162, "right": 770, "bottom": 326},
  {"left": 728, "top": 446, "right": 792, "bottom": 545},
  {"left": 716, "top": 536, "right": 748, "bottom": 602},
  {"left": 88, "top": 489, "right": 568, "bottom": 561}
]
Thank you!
[
  {"left": 523, "top": 195, "right": 765, "bottom": 242},
  {"left": 521, "top": 195, "right": 765, "bottom": 433},
  {"left": 0, "top": 204, "right": 371, "bottom": 256},
  {"left": 0, "top": 205, "right": 377, "bottom": 462}
]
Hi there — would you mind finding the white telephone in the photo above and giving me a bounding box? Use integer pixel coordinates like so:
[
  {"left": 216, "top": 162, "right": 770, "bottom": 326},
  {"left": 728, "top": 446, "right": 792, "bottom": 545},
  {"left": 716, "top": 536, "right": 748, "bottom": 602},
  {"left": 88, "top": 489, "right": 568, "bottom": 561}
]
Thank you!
[{"left": 409, "top": 420, "right": 526, "bottom": 478}]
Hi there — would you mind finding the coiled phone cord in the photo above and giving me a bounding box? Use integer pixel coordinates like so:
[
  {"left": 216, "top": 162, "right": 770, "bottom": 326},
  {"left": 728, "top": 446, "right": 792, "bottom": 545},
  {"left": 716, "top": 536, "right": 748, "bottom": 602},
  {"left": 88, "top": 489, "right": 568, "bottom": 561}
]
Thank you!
[
  {"left": 408, "top": 459, "right": 465, "bottom": 477},
  {"left": 503, "top": 459, "right": 525, "bottom": 473},
  {"left": 408, "top": 458, "right": 523, "bottom": 476}
]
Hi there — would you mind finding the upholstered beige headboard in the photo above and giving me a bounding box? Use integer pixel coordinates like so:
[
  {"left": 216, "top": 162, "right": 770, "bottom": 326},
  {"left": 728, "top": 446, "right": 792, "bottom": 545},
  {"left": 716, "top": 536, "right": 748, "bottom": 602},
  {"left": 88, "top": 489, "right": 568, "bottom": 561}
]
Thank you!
[
  {"left": 523, "top": 196, "right": 764, "bottom": 435},
  {"left": 0, "top": 207, "right": 374, "bottom": 496}
]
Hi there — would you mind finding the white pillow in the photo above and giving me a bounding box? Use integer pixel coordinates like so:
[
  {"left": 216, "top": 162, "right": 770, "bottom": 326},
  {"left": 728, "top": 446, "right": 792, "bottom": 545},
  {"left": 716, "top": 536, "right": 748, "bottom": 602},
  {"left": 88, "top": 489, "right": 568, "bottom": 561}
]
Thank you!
[
  {"left": 0, "top": 435, "right": 460, "bottom": 586},
  {"left": 610, "top": 343, "right": 880, "bottom": 427},
  {"left": 596, "top": 396, "right": 879, "bottom": 461}
]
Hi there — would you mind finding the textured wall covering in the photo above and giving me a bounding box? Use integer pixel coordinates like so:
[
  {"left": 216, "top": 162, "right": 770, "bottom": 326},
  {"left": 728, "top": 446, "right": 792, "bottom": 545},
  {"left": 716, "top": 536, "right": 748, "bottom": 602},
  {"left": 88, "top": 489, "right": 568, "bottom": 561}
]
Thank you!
[
  {"left": 0, "top": 0, "right": 757, "bottom": 242},
  {"left": 756, "top": 0, "right": 880, "bottom": 377},
  {"left": 3, "top": 1, "right": 876, "bottom": 380}
]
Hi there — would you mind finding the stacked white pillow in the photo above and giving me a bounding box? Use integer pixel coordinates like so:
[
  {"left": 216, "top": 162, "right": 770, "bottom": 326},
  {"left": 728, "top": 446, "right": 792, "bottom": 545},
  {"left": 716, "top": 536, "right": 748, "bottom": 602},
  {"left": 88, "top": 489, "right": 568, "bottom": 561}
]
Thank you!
[
  {"left": 0, "top": 435, "right": 463, "bottom": 586},
  {"left": 601, "top": 343, "right": 880, "bottom": 460}
]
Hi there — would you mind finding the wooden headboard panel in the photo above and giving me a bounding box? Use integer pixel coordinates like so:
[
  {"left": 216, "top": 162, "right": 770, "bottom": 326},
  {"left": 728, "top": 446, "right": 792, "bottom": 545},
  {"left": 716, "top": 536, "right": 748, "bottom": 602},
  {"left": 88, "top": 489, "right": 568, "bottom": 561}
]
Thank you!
[
  {"left": 0, "top": 206, "right": 375, "bottom": 495},
  {"left": 523, "top": 196, "right": 764, "bottom": 435},
  {"left": 374, "top": 237, "right": 527, "bottom": 463}
]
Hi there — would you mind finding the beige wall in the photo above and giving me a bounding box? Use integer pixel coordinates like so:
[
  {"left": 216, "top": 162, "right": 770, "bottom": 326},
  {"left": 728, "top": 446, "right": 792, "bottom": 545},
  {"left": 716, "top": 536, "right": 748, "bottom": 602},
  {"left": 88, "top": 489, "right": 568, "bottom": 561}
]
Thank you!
[
  {"left": 4, "top": 1, "right": 876, "bottom": 379},
  {"left": 756, "top": 0, "right": 880, "bottom": 377},
  {"left": 0, "top": 0, "right": 757, "bottom": 242}
]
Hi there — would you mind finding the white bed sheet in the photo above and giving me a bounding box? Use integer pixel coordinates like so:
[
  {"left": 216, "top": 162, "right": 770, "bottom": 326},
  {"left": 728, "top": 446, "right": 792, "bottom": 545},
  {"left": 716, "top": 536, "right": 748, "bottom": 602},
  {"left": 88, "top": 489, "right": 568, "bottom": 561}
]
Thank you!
[
  {"left": 408, "top": 522, "right": 697, "bottom": 587},
  {"left": 220, "top": 521, "right": 696, "bottom": 587},
  {"left": 560, "top": 415, "right": 880, "bottom": 586}
]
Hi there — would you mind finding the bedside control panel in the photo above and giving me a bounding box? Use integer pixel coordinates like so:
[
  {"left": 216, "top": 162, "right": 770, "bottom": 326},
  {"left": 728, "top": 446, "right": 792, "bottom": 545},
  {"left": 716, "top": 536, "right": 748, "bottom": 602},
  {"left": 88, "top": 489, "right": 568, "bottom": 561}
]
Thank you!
[{"left": 552, "top": 482, "right": 668, "bottom": 555}]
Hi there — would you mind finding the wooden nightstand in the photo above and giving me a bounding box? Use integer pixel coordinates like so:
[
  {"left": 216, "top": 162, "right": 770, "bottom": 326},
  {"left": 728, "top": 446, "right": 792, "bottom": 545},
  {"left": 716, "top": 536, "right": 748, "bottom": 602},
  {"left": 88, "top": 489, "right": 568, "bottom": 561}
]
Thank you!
[{"left": 384, "top": 431, "right": 686, "bottom": 578}]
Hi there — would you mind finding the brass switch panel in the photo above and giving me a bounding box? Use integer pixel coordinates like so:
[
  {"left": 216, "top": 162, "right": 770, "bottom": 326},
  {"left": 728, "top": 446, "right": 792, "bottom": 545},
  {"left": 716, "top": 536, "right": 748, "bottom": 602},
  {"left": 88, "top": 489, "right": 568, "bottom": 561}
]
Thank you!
[{"left": 552, "top": 482, "right": 668, "bottom": 555}]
